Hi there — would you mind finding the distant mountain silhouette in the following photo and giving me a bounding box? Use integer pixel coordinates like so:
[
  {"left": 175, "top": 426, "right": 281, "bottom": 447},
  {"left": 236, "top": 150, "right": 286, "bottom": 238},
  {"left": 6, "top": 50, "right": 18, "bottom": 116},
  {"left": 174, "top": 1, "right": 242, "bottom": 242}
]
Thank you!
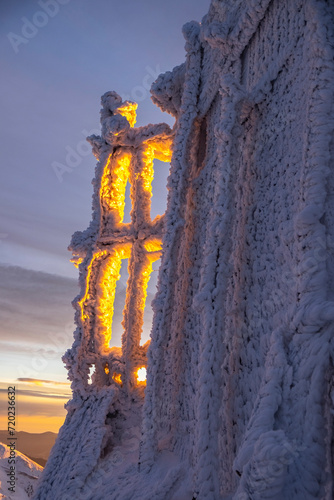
[
  {"left": 0, "top": 431, "right": 57, "bottom": 466},
  {"left": 27, "top": 456, "right": 47, "bottom": 467}
]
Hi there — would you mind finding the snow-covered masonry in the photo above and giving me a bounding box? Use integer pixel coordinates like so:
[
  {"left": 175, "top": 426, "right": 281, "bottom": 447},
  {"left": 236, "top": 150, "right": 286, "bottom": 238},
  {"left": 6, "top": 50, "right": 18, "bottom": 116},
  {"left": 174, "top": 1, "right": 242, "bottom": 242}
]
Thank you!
[{"left": 34, "top": 1, "right": 334, "bottom": 499}]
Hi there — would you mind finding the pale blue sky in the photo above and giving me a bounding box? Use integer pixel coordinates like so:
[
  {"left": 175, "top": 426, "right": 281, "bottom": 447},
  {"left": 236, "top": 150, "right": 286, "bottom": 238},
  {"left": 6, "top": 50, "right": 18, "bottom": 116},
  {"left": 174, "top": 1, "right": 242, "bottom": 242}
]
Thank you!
[
  {"left": 0, "top": 0, "right": 210, "bottom": 429},
  {"left": 0, "top": 0, "right": 209, "bottom": 277}
]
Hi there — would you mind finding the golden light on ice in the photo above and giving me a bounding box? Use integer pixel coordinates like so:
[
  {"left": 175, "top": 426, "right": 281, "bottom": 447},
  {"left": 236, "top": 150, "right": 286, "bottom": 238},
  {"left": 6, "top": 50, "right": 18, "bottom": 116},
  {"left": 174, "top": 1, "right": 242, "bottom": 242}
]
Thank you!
[
  {"left": 68, "top": 92, "right": 173, "bottom": 392},
  {"left": 100, "top": 153, "right": 132, "bottom": 222},
  {"left": 112, "top": 373, "right": 122, "bottom": 385},
  {"left": 115, "top": 102, "right": 138, "bottom": 128}
]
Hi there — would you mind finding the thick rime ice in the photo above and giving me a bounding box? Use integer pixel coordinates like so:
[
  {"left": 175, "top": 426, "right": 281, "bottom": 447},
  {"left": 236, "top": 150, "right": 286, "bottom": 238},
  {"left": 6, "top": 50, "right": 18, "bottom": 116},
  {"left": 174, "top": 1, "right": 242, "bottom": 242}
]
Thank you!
[
  {"left": 34, "top": 90, "right": 173, "bottom": 499},
  {"left": 34, "top": 1, "right": 334, "bottom": 499}
]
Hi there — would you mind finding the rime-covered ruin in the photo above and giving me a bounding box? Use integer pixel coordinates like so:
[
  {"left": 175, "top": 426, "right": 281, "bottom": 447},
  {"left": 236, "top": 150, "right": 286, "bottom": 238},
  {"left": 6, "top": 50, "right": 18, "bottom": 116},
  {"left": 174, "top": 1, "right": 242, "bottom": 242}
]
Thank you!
[{"left": 34, "top": 1, "right": 334, "bottom": 499}]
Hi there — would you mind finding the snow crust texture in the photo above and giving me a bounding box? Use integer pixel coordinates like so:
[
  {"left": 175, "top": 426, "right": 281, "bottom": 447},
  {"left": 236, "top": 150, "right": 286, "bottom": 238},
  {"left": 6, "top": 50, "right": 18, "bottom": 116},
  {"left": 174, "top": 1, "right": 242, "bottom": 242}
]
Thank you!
[
  {"left": 0, "top": 443, "right": 42, "bottom": 500},
  {"left": 34, "top": 0, "right": 334, "bottom": 499}
]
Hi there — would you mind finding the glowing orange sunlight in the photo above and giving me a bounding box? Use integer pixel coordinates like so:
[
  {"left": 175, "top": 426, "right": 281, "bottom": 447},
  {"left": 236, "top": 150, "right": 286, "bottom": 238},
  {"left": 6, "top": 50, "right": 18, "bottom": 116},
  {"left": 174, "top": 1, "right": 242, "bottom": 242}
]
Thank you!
[
  {"left": 112, "top": 373, "right": 122, "bottom": 385},
  {"left": 100, "top": 153, "right": 132, "bottom": 222},
  {"left": 136, "top": 367, "right": 147, "bottom": 384},
  {"left": 95, "top": 245, "right": 131, "bottom": 351},
  {"left": 115, "top": 102, "right": 138, "bottom": 128},
  {"left": 69, "top": 94, "right": 173, "bottom": 396},
  {"left": 78, "top": 250, "right": 108, "bottom": 322}
]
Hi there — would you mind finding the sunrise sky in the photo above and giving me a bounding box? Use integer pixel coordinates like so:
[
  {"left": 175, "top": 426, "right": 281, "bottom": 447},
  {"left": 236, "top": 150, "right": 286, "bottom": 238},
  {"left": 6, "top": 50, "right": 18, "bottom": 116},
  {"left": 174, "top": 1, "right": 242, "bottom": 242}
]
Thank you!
[{"left": 0, "top": 0, "right": 210, "bottom": 433}]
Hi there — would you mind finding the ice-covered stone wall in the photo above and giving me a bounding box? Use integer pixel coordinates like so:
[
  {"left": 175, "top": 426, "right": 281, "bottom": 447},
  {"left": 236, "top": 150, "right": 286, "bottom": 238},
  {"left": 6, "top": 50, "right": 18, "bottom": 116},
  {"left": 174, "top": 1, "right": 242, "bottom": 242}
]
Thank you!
[{"left": 146, "top": 1, "right": 334, "bottom": 498}]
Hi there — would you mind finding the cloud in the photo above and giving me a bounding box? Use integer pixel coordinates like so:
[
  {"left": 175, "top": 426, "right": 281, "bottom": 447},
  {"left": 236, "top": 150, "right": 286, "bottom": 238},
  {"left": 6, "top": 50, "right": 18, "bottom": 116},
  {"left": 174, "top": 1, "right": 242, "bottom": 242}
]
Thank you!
[
  {"left": 0, "top": 342, "right": 39, "bottom": 354},
  {"left": 1, "top": 392, "right": 67, "bottom": 418},
  {"left": 0, "top": 264, "right": 78, "bottom": 346},
  {"left": 0, "top": 259, "right": 157, "bottom": 386},
  {"left": 0, "top": 263, "right": 135, "bottom": 349},
  {"left": 0, "top": 388, "right": 70, "bottom": 400},
  {"left": 17, "top": 378, "right": 70, "bottom": 386}
]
